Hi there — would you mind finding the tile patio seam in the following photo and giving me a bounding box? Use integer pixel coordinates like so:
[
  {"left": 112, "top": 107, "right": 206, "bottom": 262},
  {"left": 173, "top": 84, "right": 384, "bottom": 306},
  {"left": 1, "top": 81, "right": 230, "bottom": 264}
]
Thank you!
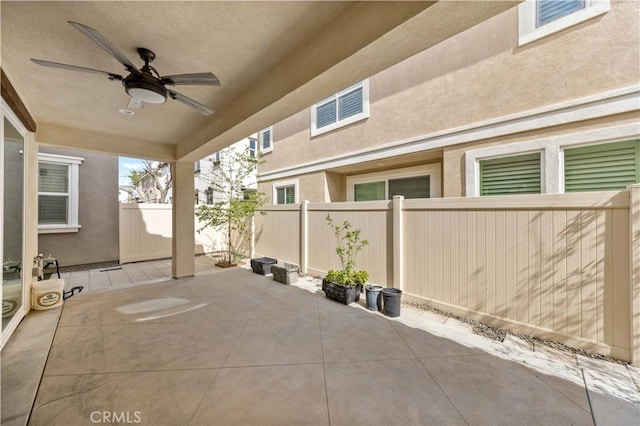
[
  {"left": 625, "top": 365, "right": 640, "bottom": 393},
  {"left": 316, "top": 292, "right": 332, "bottom": 426},
  {"left": 515, "top": 360, "right": 594, "bottom": 417},
  {"left": 581, "top": 367, "right": 598, "bottom": 426},
  {"left": 40, "top": 367, "right": 224, "bottom": 378},
  {"left": 186, "top": 369, "right": 223, "bottom": 426},
  {"left": 26, "top": 306, "right": 64, "bottom": 426},
  {"left": 388, "top": 314, "right": 470, "bottom": 425}
]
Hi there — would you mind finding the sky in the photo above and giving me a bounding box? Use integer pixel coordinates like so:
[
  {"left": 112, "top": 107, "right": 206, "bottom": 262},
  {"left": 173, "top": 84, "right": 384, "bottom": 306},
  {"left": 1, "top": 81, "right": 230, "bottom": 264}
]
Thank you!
[{"left": 118, "top": 157, "right": 145, "bottom": 186}]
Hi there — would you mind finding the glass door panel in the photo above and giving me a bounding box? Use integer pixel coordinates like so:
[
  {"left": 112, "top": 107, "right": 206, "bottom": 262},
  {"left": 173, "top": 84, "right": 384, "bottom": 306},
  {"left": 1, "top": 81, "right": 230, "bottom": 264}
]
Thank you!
[{"left": 2, "top": 117, "right": 24, "bottom": 331}]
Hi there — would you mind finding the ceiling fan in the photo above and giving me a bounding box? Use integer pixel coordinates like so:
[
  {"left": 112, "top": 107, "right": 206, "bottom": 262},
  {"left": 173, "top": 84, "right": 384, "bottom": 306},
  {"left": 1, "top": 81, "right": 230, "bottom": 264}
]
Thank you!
[{"left": 31, "top": 21, "right": 219, "bottom": 115}]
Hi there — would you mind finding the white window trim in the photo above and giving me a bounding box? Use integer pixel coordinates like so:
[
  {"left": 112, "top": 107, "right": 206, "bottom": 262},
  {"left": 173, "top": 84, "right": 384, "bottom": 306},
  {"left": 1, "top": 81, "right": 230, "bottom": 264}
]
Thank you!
[
  {"left": 38, "top": 153, "right": 83, "bottom": 233},
  {"left": 249, "top": 137, "right": 258, "bottom": 158},
  {"left": 346, "top": 164, "right": 442, "bottom": 201},
  {"left": 311, "top": 80, "right": 370, "bottom": 137},
  {"left": 259, "top": 127, "right": 273, "bottom": 154},
  {"left": 272, "top": 179, "right": 299, "bottom": 204},
  {"left": 519, "top": 0, "right": 610, "bottom": 46},
  {"left": 465, "top": 123, "right": 639, "bottom": 196}
]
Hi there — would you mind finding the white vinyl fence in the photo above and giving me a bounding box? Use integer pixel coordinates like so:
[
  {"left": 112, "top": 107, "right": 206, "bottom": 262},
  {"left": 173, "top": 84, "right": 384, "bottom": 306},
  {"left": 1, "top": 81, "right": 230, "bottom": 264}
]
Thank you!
[{"left": 119, "top": 203, "right": 226, "bottom": 263}]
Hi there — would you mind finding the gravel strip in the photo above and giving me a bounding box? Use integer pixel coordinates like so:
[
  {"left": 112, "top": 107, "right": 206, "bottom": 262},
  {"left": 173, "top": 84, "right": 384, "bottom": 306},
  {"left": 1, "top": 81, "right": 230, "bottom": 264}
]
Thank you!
[{"left": 404, "top": 301, "right": 629, "bottom": 366}]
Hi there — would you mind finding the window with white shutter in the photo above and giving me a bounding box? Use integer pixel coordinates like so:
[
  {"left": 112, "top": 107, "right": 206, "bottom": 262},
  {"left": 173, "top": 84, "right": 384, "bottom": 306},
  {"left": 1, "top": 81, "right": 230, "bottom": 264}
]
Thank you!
[
  {"left": 38, "top": 153, "right": 83, "bottom": 233},
  {"left": 564, "top": 140, "right": 640, "bottom": 192},
  {"left": 260, "top": 127, "right": 273, "bottom": 154},
  {"left": 273, "top": 180, "right": 298, "bottom": 204},
  {"left": 519, "top": 0, "right": 610, "bottom": 46},
  {"left": 311, "top": 80, "right": 369, "bottom": 136},
  {"left": 479, "top": 153, "right": 542, "bottom": 196}
]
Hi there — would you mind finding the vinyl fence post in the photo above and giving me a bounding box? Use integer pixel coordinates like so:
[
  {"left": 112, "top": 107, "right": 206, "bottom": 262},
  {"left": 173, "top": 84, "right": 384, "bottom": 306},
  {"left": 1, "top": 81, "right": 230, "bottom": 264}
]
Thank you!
[
  {"left": 300, "top": 200, "right": 309, "bottom": 274},
  {"left": 393, "top": 195, "right": 404, "bottom": 290},
  {"left": 629, "top": 183, "right": 640, "bottom": 367}
]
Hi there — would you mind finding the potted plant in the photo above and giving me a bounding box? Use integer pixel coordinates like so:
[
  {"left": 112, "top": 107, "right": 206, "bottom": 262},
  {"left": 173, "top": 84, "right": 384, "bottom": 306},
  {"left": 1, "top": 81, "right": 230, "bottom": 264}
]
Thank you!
[{"left": 322, "top": 214, "right": 369, "bottom": 304}]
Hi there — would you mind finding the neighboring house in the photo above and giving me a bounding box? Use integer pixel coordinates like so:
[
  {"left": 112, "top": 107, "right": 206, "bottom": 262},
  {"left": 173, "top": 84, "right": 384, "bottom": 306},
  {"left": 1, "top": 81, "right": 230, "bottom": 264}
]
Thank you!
[
  {"left": 38, "top": 147, "right": 119, "bottom": 267},
  {"left": 195, "top": 136, "right": 258, "bottom": 205},
  {"left": 257, "top": 0, "right": 640, "bottom": 203},
  {"left": 127, "top": 162, "right": 172, "bottom": 204},
  {"left": 118, "top": 185, "right": 138, "bottom": 203}
]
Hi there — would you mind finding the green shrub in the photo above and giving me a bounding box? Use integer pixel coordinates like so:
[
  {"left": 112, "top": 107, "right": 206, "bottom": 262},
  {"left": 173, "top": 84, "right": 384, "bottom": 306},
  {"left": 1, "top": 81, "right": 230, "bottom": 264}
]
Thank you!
[{"left": 324, "top": 214, "right": 370, "bottom": 286}]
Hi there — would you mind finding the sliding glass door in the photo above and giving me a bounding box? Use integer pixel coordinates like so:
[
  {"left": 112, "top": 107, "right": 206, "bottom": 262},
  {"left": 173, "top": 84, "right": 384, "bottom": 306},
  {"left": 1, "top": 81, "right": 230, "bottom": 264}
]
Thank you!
[{"left": 2, "top": 109, "right": 26, "bottom": 347}]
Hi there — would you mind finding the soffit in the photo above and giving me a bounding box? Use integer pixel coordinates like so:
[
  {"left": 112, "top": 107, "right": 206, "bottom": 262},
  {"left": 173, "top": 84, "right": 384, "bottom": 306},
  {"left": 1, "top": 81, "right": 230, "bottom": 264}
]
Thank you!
[{"left": 1, "top": 1, "right": 518, "bottom": 161}]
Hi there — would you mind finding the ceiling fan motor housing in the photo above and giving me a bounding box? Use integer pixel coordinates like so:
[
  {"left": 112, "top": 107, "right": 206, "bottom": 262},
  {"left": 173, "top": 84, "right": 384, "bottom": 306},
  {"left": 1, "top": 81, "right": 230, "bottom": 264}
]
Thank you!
[{"left": 123, "top": 72, "right": 167, "bottom": 104}]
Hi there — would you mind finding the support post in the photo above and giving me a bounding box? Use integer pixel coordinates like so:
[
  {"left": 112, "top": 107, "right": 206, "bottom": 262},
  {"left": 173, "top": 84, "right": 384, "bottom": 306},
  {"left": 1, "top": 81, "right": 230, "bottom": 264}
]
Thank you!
[
  {"left": 629, "top": 184, "right": 640, "bottom": 366},
  {"left": 250, "top": 215, "right": 256, "bottom": 259},
  {"left": 300, "top": 200, "right": 309, "bottom": 274},
  {"left": 171, "top": 161, "right": 195, "bottom": 278},
  {"left": 392, "top": 195, "right": 404, "bottom": 290}
]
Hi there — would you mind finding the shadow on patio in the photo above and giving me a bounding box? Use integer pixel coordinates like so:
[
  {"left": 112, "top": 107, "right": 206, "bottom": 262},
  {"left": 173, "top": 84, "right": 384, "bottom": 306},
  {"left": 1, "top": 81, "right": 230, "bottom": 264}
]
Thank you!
[{"left": 4, "top": 267, "right": 640, "bottom": 425}]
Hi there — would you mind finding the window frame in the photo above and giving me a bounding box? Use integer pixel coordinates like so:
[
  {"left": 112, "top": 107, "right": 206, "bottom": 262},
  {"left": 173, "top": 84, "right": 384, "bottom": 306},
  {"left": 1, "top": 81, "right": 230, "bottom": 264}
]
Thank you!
[
  {"left": 311, "top": 80, "right": 370, "bottom": 137},
  {"left": 518, "top": 0, "right": 610, "bottom": 46},
  {"left": 259, "top": 127, "right": 273, "bottom": 154},
  {"left": 560, "top": 139, "right": 640, "bottom": 193},
  {"left": 248, "top": 138, "right": 257, "bottom": 158},
  {"left": 478, "top": 152, "right": 543, "bottom": 196},
  {"left": 346, "top": 164, "right": 441, "bottom": 201},
  {"left": 37, "top": 153, "right": 83, "bottom": 233},
  {"left": 272, "top": 179, "right": 298, "bottom": 205}
]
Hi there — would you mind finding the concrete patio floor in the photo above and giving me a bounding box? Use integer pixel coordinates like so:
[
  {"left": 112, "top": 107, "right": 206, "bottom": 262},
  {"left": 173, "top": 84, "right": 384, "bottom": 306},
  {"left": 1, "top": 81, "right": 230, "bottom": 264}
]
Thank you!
[{"left": 3, "top": 263, "right": 640, "bottom": 425}]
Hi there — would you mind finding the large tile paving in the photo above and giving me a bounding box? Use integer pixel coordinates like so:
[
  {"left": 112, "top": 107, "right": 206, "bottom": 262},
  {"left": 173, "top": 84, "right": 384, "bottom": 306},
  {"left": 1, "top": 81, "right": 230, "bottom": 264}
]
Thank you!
[{"left": 3, "top": 263, "right": 639, "bottom": 425}]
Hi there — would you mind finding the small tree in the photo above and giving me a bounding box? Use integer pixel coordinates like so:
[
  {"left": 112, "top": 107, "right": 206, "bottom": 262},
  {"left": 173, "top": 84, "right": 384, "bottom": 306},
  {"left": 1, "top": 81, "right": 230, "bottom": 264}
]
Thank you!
[
  {"left": 127, "top": 160, "right": 172, "bottom": 203},
  {"left": 196, "top": 147, "right": 266, "bottom": 265},
  {"left": 325, "top": 214, "right": 369, "bottom": 285}
]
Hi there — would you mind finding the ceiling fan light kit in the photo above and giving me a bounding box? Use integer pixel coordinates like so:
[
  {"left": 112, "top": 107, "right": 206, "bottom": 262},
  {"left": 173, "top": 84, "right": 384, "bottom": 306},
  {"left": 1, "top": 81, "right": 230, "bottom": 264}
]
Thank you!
[
  {"left": 124, "top": 75, "right": 167, "bottom": 104},
  {"left": 31, "top": 21, "right": 220, "bottom": 115}
]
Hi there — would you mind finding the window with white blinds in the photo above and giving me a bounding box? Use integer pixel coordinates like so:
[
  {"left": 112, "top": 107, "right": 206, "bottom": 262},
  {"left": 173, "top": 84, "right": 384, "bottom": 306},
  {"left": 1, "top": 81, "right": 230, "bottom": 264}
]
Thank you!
[
  {"left": 537, "top": 0, "right": 585, "bottom": 26},
  {"left": 518, "top": 0, "right": 609, "bottom": 46},
  {"left": 276, "top": 185, "right": 295, "bottom": 204},
  {"left": 39, "top": 162, "right": 69, "bottom": 224},
  {"left": 311, "top": 80, "right": 369, "bottom": 136},
  {"left": 260, "top": 127, "right": 273, "bottom": 154},
  {"left": 38, "top": 153, "right": 83, "bottom": 233},
  {"left": 273, "top": 180, "right": 298, "bottom": 204},
  {"left": 564, "top": 140, "right": 640, "bottom": 192}
]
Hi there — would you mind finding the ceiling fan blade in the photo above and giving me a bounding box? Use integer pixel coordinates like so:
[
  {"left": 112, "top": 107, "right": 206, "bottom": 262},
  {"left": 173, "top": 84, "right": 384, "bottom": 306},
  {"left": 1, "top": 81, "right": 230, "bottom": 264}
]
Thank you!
[
  {"left": 167, "top": 89, "right": 214, "bottom": 116},
  {"left": 67, "top": 21, "right": 139, "bottom": 74},
  {"left": 161, "top": 72, "right": 220, "bottom": 86},
  {"left": 31, "top": 58, "right": 123, "bottom": 80}
]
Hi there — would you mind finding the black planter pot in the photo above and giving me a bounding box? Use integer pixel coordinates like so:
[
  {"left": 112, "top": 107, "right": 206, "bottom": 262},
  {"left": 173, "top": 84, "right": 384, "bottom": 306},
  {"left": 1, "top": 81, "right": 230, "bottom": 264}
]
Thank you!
[{"left": 322, "top": 279, "right": 362, "bottom": 305}]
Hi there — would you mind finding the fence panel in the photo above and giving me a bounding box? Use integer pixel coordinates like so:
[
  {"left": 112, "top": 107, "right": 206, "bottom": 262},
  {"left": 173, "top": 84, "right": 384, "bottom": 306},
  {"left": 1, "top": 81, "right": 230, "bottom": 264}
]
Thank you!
[
  {"left": 119, "top": 203, "right": 224, "bottom": 263},
  {"left": 307, "top": 202, "right": 391, "bottom": 284},
  {"left": 402, "top": 192, "right": 631, "bottom": 360},
  {"left": 254, "top": 205, "right": 300, "bottom": 265}
]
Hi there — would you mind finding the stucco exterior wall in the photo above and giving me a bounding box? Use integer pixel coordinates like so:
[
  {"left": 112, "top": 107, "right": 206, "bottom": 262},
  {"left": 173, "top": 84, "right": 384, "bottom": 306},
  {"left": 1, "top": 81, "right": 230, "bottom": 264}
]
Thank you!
[
  {"left": 260, "top": 1, "right": 639, "bottom": 177},
  {"left": 38, "top": 147, "right": 119, "bottom": 266},
  {"left": 261, "top": 172, "right": 327, "bottom": 204}
]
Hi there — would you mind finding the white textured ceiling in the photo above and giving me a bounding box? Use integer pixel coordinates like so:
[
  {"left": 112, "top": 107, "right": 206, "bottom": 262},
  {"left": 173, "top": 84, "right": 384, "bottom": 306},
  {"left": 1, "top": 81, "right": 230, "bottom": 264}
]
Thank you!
[{"left": 1, "top": 1, "right": 517, "bottom": 161}]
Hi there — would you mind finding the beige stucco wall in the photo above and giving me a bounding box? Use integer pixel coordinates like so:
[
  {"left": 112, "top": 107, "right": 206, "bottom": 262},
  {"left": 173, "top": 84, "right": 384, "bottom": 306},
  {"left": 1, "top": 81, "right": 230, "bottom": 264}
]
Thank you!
[
  {"left": 260, "top": 1, "right": 638, "bottom": 176},
  {"left": 38, "top": 147, "right": 119, "bottom": 266},
  {"left": 260, "top": 172, "right": 327, "bottom": 203}
]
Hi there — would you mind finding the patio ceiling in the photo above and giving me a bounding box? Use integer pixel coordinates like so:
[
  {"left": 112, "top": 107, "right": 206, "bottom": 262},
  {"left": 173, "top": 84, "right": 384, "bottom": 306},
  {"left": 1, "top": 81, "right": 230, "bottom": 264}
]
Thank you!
[{"left": 1, "top": 1, "right": 518, "bottom": 162}]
